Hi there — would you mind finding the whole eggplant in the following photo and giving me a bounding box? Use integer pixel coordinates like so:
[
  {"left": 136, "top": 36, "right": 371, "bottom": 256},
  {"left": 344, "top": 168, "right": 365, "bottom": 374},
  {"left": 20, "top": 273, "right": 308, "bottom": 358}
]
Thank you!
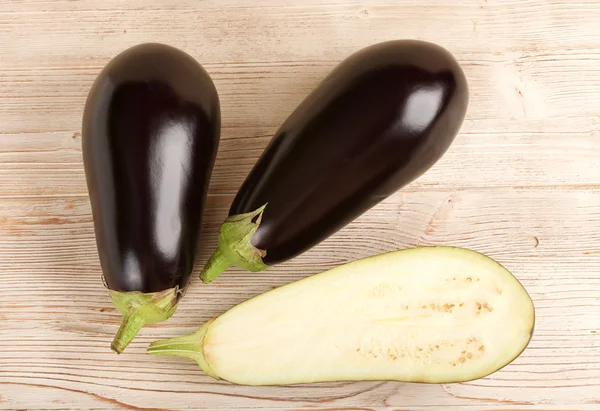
[
  {"left": 200, "top": 40, "right": 468, "bottom": 283},
  {"left": 82, "top": 43, "right": 220, "bottom": 352}
]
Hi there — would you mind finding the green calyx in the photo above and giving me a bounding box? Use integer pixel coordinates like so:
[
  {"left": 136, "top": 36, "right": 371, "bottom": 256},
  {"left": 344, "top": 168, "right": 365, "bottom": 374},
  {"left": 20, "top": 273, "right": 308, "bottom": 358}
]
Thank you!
[
  {"left": 147, "top": 319, "right": 219, "bottom": 380},
  {"left": 200, "top": 204, "right": 269, "bottom": 284},
  {"left": 109, "top": 286, "right": 181, "bottom": 354}
]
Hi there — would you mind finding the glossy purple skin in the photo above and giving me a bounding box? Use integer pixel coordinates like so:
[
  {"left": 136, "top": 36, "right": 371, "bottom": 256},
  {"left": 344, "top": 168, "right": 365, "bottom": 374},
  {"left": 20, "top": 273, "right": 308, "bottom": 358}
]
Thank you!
[
  {"left": 229, "top": 40, "right": 468, "bottom": 265},
  {"left": 82, "top": 43, "right": 220, "bottom": 292}
]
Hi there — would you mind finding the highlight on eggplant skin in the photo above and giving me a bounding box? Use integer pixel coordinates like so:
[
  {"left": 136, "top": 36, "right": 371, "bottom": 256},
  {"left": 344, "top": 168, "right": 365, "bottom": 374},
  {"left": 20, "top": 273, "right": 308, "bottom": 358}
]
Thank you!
[
  {"left": 82, "top": 43, "right": 220, "bottom": 353},
  {"left": 151, "top": 247, "right": 535, "bottom": 386},
  {"left": 200, "top": 39, "right": 469, "bottom": 283}
]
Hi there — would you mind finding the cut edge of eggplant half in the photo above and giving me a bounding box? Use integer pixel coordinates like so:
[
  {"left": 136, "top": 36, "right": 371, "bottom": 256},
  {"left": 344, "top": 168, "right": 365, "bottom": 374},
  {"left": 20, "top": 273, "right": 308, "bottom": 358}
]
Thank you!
[
  {"left": 149, "top": 247, "right": 535, "bottom": 386},
  {"left": 82, "top": 42, "right": 220, "bottom": 353},
  {"left": 199, "top": 39, "right": 469, "bottom": 284}
]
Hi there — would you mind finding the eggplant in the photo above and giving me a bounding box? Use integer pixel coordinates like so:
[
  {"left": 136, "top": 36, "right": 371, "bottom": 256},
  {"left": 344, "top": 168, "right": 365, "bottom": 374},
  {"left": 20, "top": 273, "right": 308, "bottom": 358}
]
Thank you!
[
  {"left": 82, "top": 43, "right": 220, "bottom": 352},
  {"left": 200, "top": 40, "right": 469, "bottom": 283},
  {"left": 150, "top": 247, "right": 535, "bottom": 385}
]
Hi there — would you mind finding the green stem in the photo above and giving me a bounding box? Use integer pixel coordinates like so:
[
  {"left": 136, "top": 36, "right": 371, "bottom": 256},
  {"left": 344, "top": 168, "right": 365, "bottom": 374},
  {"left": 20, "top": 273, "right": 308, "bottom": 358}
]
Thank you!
[
  {"left": 147, "top": 320, "right": 219, "bottom": 379},
  {"left": 111, "top": 313, "right": 145, "bottom": 354},
  {"left": 108, "top": 286, "right": 180, "bottom": 353},
  {"left": 200, "top": 204, "right": 270, "bottom": 284},
  {"left": 200, "top": 246, "right": 231, "bottom": 284}
]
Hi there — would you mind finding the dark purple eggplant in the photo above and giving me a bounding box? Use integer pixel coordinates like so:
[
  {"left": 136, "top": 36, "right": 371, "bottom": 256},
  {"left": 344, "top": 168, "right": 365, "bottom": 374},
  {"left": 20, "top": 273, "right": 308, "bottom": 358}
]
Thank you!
[
  {"left": 82, "top": 43, "right": 220, "bottom": 352},
  {"left": 200, "top": 40, "right": 468, "bottom": 283}
]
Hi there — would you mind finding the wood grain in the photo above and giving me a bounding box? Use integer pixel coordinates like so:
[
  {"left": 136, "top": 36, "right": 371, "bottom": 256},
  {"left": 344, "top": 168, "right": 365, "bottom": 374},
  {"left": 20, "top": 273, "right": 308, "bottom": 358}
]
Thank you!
[{"left": 1, "top": 0, "right": 600, "bottom": 409}]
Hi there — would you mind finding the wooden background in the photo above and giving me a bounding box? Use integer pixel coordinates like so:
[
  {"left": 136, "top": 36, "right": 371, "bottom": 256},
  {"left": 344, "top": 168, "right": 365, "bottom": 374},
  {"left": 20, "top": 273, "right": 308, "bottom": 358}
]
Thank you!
[{"left": 1, "top": 0, "right": 599, "bottom": 409}]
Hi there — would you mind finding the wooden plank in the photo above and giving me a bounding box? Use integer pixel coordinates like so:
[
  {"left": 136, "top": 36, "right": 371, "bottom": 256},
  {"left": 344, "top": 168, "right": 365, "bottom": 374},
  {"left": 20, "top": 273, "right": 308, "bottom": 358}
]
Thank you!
[
  {"left": 1, "top": 1, "right": 600, "bottom": 132},
  {"left": 3, "top": 51, "right": 600, "bottom": 133},
  {"left": 0, "top": 116, "right": 599, "bottom": 197},
  {"left": 1, "top": 189, "right": 599, "bottom": 409}
]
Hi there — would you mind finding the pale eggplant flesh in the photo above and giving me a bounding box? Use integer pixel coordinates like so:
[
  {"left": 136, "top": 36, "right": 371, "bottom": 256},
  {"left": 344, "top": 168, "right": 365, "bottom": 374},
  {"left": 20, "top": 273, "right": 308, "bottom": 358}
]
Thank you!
[{"left": 148, "top": 247, "right": 534, "bottom": 385}]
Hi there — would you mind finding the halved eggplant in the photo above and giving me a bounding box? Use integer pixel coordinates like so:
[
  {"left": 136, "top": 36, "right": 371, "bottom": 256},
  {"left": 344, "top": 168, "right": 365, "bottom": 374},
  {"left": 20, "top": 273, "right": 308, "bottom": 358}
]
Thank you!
[
  {"left": 82, "top": 43, "right": 220, "bottom": 352},
  {"left": 200, "top": 40, "right": 469, "bottom": 283},
  {"left": 149, "top": 247, "right": 534, "bottom": 385}
]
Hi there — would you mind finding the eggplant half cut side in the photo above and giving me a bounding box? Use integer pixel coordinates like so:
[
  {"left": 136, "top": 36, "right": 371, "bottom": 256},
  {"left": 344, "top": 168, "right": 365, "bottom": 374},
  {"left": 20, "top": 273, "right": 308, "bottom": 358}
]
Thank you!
[{"left": 151, "top": 247, "right": 534, "bottom": 385}]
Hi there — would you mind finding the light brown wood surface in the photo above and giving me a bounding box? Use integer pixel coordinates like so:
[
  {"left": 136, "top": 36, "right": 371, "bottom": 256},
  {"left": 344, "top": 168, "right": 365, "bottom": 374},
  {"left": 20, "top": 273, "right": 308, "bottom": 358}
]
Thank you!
[{"left": 1, "top": 0, "right": 600, "bottom": 409}]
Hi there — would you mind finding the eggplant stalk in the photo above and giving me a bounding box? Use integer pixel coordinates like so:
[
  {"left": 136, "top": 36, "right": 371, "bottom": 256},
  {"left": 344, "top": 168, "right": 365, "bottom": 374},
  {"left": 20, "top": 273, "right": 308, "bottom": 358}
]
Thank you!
[
  {"left": 200, "top": 205, "right": 268, "bottom": 283},
  {"left": 148, "top": 320, "right": 219, "bottom": 379},
  {"left": 109, "top": 287, "right": 180, "bottom": 353}
]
